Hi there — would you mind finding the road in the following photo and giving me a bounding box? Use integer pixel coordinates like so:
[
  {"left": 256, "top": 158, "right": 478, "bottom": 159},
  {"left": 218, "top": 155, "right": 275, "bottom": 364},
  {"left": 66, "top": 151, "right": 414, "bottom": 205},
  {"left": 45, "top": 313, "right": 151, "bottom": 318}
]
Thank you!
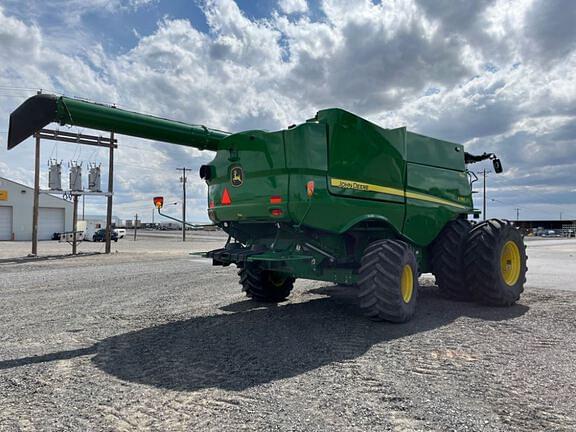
[{"left": 0, "top": 237, "right": 575, "bottom": 431}]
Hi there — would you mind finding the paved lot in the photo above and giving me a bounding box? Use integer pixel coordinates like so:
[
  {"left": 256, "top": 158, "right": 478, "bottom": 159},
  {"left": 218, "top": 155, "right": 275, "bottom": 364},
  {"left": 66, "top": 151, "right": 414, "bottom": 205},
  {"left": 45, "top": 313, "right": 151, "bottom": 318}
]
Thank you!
[{"left": 0, "top": 235, "right": 575, "bottom": 431}]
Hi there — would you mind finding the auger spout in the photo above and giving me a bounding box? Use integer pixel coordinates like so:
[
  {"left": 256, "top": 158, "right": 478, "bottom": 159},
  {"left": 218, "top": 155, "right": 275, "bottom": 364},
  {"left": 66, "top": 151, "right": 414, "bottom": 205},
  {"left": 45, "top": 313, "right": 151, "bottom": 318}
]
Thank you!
[{"left": 7, "top": 94, "right": 229, "bottom": 151}]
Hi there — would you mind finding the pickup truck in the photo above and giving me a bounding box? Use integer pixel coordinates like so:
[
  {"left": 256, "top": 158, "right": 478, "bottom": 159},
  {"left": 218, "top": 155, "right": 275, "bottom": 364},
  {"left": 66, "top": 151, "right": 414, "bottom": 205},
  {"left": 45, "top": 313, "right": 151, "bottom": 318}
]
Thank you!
[{"left": 113, "top": 228, "right": 126, "bottom": 239}]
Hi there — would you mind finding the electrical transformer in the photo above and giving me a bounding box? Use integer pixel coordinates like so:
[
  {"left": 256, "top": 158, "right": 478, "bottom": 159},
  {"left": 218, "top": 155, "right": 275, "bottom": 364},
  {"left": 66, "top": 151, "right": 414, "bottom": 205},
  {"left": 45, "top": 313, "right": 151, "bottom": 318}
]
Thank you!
[
  {"left": 88, "top": 164, "right": 101, "bottom": 192},
  {"left": 48, "top": 160, "right": 62, "bottom": 191},
  {"left": 69, "top": 163, "right": 83, "bottom": 192}
]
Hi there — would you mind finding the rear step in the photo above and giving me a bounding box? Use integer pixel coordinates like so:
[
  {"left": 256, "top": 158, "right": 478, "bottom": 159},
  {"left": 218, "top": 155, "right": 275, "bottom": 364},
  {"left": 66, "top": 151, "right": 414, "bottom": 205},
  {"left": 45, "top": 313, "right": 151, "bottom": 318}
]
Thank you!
[{"left": 206, "top": 244, "right": 261, "bottom": 266}]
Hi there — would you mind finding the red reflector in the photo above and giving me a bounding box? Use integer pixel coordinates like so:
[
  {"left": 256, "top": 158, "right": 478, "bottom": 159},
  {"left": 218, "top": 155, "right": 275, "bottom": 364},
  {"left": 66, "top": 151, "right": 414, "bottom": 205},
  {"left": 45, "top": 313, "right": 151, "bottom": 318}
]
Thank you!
[
  {"left": 221, "top": 188, "right": 232, "bottom": 205},
  {"left": 270, "top": 195, "right": 282, "bottom": 204},
  {"left": 209, "top": 200, "right": 215, "bottom": 209},
  {"left": 270, "top": 208, "right": 283, "bottom": 217}
]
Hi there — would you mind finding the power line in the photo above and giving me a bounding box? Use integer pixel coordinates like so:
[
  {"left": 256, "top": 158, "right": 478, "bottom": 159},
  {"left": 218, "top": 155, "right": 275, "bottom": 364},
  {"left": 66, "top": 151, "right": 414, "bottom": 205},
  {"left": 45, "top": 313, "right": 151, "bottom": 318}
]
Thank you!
[
  {"left": 0, "top": 85, "right": 42, "bottom": 91},
  {"left": 490, "top": 198, "right": 576, "bottom": 220}
]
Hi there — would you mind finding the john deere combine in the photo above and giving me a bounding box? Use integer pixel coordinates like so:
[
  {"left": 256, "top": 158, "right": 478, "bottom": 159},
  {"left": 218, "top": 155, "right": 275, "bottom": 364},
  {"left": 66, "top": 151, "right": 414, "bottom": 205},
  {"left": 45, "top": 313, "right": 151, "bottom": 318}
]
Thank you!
[{"left": 8, "top": 94, "right": 527, "bottom": 322}]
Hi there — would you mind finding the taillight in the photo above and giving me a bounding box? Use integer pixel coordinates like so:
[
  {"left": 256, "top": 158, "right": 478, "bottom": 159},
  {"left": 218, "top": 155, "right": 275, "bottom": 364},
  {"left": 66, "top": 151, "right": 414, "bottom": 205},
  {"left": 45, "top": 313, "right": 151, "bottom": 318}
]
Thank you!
[
  {"left": 270, "top": 195, "right": 282, "bottom": 204},
  {"left": 270, "top": 208, "right": 283, "bottom": 217}
]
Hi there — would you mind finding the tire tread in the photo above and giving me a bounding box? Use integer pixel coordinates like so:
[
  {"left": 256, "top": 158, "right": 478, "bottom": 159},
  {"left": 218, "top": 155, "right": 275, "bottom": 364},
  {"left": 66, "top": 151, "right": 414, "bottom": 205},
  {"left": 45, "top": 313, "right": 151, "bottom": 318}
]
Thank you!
[
  {"left": 464, "top": 219, "right": 527, "bottom": 306},
  {"left": 357, "top": 240, "right": 418, "bottom": 323}
]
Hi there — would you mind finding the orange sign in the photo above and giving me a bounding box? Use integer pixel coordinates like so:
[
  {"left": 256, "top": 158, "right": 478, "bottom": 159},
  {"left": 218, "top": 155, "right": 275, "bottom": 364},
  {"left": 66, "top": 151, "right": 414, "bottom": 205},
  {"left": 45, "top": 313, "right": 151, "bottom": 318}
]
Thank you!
[
  {"left": 306, "top": 181, "right": 315, "bottom": 198},
  {"left": 0, "top": 190, "right": 7, "bottom": 201}
]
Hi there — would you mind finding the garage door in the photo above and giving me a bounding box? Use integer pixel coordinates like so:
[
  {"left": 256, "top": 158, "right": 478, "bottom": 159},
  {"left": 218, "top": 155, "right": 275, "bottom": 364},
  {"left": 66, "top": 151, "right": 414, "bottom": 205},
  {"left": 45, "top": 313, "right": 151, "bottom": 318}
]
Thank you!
[
  {"left": 0, "top": 206, "right": 13, "bottom": 240},
  {"left": 39, "top": 207, "right": 65, "bottom": 240}
]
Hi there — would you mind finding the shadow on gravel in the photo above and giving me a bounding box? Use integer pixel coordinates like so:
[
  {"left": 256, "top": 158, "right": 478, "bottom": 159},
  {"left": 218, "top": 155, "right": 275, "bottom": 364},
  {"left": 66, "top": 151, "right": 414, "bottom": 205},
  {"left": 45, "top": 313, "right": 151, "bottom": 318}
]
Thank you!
[
  {"left": 91, "top": 285, "right": 528, "bottom": 391},
  {"left": 0, "top": 285, "right": 529, "bottom": 391},
  {"left": 0, "top": 252, "right": 101, "bottom": 265}
]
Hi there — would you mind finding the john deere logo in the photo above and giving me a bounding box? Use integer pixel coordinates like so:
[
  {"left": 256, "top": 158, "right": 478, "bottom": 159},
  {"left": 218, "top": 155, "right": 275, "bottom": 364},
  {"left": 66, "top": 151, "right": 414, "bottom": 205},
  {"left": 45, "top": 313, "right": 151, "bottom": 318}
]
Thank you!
[{"left": 231, "top": 166, "right": 243, "bottom": 187}]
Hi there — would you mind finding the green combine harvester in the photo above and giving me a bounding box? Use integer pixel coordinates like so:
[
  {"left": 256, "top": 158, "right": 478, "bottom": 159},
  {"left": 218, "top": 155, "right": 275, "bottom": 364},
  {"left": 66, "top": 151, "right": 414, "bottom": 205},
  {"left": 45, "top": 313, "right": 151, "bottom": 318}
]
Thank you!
[{"left": 8, "top": 94, "right": 527, "bottom": 322}]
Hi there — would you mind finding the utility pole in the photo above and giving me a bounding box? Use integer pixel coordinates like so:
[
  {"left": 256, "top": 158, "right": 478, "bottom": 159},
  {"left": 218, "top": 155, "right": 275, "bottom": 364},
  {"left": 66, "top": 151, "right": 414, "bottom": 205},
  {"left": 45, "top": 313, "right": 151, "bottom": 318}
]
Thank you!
[
  {"left": 31, "top": 91, "right": 42, "bottom": 256},
  {"left": 482, "top": 169, "right": 487, "bottom": 221},
  {"left": 31, "top": 133, "right": 40, "bottom": 256},
  {"left": 105, "top": 131, "right": 115, "bottom": 254},
  {"left": 176, "top": 168, "right": 190, "bottom": 242},
  {"left": 516, "top": 208, "right": 520, "bottom": 222},
  {"left": 72, "top": 194, "right": 78, "bottom": 255},
  {"left": 476, "top": 169, "right": 493, "bottom": 221},
  {"left": 133, "top": 213, "right": 138, "bottom": 241}
]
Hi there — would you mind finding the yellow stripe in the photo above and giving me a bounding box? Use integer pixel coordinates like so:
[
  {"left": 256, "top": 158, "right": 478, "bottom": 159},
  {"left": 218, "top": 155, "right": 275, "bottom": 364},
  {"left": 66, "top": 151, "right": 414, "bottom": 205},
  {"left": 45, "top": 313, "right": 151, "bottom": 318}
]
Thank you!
[
  {"left": 405, "top": 190, "right": 467, "bottom": 209},
  {"left": 329, "top": 177, "right": 467, "bottom": 209}
]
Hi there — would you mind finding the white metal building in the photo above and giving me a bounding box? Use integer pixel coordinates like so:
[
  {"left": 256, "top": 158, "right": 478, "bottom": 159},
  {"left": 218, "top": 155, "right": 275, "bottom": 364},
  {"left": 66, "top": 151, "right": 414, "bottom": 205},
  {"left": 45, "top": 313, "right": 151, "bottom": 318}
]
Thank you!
[{"left": 0, "top": 177, "right": 73, "bottom": 240}]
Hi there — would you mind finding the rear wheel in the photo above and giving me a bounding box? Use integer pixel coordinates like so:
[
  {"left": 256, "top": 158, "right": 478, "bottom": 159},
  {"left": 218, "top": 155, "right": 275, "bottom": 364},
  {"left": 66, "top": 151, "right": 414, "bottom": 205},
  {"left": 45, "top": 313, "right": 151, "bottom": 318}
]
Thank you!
[
  {"left": 239, "top": 265, "right": 295, "bottom": 302},
  {"left": 430, "top": 218, "right": 473, "bottom": 300},
  {"left": 464, "top": 219, "right": 527, "bottom": 305},
  {"left": 358, "top": 239, "right": 418, "bottom": 322}
]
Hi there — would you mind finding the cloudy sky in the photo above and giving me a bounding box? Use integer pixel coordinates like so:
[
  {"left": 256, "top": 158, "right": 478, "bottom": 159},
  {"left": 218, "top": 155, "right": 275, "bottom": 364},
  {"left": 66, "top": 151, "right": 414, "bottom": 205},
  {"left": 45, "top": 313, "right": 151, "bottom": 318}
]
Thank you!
[{"left": 0, "top": 0, "right": 575, "bottom": 222}]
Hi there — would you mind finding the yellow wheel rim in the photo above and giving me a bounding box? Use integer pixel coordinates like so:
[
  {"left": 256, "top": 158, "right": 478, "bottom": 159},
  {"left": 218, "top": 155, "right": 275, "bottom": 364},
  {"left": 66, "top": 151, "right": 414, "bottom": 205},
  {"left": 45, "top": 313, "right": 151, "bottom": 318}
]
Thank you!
[
  {"left": 400, "top": 264, "right": 414, "bottom": 303},
  {"left": 500, "top": 241, "right": 521, "bottom": 286}
]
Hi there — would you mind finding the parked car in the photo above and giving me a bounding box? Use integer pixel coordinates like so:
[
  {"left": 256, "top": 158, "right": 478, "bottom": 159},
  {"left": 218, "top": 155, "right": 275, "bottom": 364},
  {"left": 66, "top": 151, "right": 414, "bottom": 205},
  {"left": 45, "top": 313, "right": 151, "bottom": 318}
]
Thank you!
[
  {"left": 114, "top": 228, "right": 126, "bottom": 239},
  {"left": 92, "top": 229, "right": 118, "bottom": 242}
]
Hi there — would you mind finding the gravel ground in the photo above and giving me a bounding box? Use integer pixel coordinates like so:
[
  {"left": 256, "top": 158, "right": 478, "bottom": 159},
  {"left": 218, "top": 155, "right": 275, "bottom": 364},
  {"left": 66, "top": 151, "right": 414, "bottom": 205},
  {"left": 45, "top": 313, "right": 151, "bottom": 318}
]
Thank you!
[{"left": 0, "top": 236, "right": 575, "bottom": 431}]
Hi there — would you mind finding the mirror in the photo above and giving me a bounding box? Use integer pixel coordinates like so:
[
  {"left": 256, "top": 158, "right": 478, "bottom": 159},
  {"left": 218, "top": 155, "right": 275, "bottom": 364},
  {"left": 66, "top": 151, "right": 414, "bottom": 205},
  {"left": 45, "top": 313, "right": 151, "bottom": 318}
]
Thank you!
[{"left": 493, "top": 158, "right": 503, "bottom": 173}]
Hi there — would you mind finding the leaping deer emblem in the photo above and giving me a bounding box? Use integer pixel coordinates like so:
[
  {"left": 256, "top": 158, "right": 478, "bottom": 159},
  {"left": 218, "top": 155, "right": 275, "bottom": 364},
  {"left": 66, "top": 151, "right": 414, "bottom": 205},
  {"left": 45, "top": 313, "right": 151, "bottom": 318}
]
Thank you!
[{"left": 231, "top": 167, "right": 243, "bottom": 186}]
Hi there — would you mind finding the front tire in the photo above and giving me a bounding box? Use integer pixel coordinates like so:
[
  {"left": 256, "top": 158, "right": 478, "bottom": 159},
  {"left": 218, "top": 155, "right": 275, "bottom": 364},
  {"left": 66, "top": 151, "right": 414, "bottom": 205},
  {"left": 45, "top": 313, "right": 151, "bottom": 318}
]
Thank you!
[
  {"left": 464, "top": 219, "right": 527, "bottom": 306},
  {"left": 358, "top": 240, "right": 419, "bottom": 322},
  {"left": 239, "top": 265, "right": 295, "bottom": 302}
]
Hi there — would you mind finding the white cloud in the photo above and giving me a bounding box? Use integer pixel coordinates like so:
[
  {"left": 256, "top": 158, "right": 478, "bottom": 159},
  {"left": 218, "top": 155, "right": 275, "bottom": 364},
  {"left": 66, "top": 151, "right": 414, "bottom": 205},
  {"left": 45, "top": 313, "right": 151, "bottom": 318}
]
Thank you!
[
  {"left": 0, "top": 0, "right": 576, "bottom": 220},
  {"left": 278, "top": 0, "right": 308, "bottom": 15}
]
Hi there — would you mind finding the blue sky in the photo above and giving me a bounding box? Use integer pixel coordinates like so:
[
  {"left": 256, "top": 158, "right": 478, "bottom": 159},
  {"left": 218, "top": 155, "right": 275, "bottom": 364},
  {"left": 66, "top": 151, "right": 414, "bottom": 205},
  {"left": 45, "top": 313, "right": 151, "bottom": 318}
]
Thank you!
[{"left": 0, "top": 0, "right": 575, "bottom": 222}]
